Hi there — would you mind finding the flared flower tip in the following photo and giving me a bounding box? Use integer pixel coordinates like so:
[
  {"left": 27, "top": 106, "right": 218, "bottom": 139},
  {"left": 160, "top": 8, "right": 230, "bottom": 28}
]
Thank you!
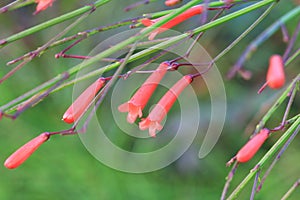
[
  {"left": 34, "top": 0, "right": 54, "bottom": 15},
  {"left": 139, "top": 118, "right": 163, "bottom": 137},
  {"left": 4, "top": 133, "right": 50, "bottom": 169},
  {"left": 118, "top": 102, "right": 143, "bottom": 124}
]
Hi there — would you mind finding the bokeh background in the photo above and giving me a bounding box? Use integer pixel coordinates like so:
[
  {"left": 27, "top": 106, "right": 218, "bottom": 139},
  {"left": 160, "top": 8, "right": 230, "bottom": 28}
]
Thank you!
[{"left": 0, "top": 0, "right": 299, "bottom": 199}]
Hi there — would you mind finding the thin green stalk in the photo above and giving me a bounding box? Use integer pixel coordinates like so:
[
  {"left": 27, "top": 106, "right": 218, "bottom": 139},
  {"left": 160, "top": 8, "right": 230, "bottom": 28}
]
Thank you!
[
  {"left": 1, "top": 0, "right": 277, "bottom": 112},
  {"left": 8, "top": 0, "right": 248, "bottom": 59},
  {"left": 0, "top": 0, "right": 110, "bottom": 48},
  {"left": 227, "top": 116, "right": 300, "bottom": 200},
  {"left": 285, "top": 47, "right": 300, "bottom": 66},
  {"left": 0, "top": 0, "right": 35, "bottom": 13},
  {"left": 213, "top": 2, "right": 276, "bottom": 64},
  {"left": 281, "top": 179, "right": 300, "bottom": 200},
  {"left": 255, "top": 74, "right": 300, "bottom": 133}
]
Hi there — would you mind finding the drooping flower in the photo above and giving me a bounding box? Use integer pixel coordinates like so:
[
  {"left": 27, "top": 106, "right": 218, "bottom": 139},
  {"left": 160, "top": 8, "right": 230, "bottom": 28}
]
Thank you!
[
  {"left": 34, "top": 0, "right": 54, "bottom": 15},
  {"left": 266, "top": 54, "right": 285, "bottom": 89},
  {"left": 139, "top": 75, "right": 193, "bottom": 137},
  {"left": 230, "top": 129, "right": 270, "bottom": 164},
  {"left": 118, "top": 62, "right": 170, "bottom": 124},
  {"left": 4, "top": 133, "right": 50, "bottom": 169},
  {"left": 63, "top": 78, "right": 106, "bottom": 124},
  {"left": 141, "top": 5, "right": 203, "bottom": 40}
]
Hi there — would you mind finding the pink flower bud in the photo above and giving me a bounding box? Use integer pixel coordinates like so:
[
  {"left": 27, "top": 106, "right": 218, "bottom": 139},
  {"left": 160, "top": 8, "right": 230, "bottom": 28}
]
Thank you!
[
  {"left": 63, "top": 78, "right": 106, "bottom": 124},
  {"left": 118, "top": 62, "right": 170, "bottom": 123},
  {"left": 141, "top": 5, "right": 203, "bottom": 40},
  {"left": 267, "top": 55, "right": 285, "bottom": 89},
  {"left": 236, "top": 129, "right": 270, "bottom": 163},
  {"left": 139, "top": 75, "right": 193, "bottom": 137},
  {"left": 4, "top": 133, "right": 50, "bottom": 169}
]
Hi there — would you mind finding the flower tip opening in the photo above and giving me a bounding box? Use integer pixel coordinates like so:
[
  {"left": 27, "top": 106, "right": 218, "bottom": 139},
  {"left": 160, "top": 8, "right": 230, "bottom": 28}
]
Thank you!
[{"left": 62, "top": 112, "right": 74, "bottom": 124}]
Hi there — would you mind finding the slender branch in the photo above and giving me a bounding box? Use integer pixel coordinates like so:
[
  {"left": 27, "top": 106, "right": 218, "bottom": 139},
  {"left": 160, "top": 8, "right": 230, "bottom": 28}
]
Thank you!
[
  {"left": 0, "top": 0, "right": 34, "bottom": 13},
  {"left": 0, "top": 0, "right": 110, "bottom": 48},
  {"left": 281, "top": 179, "right": 300, "bottom": 200},
  {"left": 255, "top": 74, "right": 300, "bottom": 134},
  {"left": 227, "top": 6, "right": 300, "bottom": 78},
  {"left": 282, "top": 20, "right": 300, "bottom": 62},
  {"left": 257, "top": 123, "right": 300, "bottom": 192}
]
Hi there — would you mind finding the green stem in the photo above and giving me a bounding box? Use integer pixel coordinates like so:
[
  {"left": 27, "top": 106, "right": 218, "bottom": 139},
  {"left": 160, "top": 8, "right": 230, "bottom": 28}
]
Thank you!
[
  {"left": 1, "top": 0, "right": 277, "bottom": 112},
  {"left": 0, "top": 0, "right": 35, "bottom": 13},
  {"left": 255, "top": 74, "right": 300, "bottom": 133},
  {"left": 227, "top": 116, "right": 300, "bottom": 200},
  {"left": 0, "top": 0, "right": 110, "bottom": 48}
]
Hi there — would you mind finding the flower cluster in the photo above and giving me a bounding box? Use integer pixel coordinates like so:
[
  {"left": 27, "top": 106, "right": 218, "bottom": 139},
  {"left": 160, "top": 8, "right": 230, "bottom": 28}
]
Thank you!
[{"left": 119, "top": 62, "right": 193, "bottom": 137}]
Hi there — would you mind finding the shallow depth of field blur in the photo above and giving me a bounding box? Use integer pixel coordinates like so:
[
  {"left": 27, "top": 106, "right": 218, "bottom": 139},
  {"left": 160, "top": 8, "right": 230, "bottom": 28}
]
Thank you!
[{"left": 0, "top": 0, "right": 299, "bottom": 199}]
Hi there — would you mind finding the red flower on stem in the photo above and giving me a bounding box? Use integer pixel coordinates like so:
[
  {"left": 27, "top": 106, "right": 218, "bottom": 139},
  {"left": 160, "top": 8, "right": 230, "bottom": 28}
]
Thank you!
[
  {"left": 118, "top": 62, "right": 170, "bottom": 123},
  {"left": 141, "top": 5, "right": 203, "bottom": 40},
  {"left": 227, "top": 128, "right": 270, "bottom": 165},
  {"left": 266, "top": 55, "right": 285, "bottom": 89},
  {"left": 139, "top": 75, "right": 193, "bottom": 137},
  {"left": 63, "top": 78, "right": 106, "bottom": 124},
  {"left": 34, "top": 0, "right": 54, "bottom": 15},
  {"left": 258, "top": 55, "right": 285, "bottom": 94},
  {"left": 4, "top": 133, "right": 50, "bottom": 169}
]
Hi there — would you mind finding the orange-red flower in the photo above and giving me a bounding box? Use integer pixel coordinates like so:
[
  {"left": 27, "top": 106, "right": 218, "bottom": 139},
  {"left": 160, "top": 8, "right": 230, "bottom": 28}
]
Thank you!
[
  {"left": 266, "top": 55, "right": 285, "bottom": 89},
  {"left": 4, "top": 133, "right": 49, "bottom": 169},
  {"left": 63, "top": 78, "right": 106, "bottom": 124},
  {"left": 34, "top": 0, "right": 54, "bottom": 15},
  {"left": 141, "top": 5, "right": 203, "bottom": 40},
  {"left": 139, "top": 75, "right": 193, "bottom": 137},
  {"left": 118, "top": 62, "right": 169, "bottom": 123},
  {"left": 232, "top": 129, "right": 270, "bottom": 163}
]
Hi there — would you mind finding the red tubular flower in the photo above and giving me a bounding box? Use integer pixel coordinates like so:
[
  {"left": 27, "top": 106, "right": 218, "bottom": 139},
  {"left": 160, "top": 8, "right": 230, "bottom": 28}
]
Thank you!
[
  {"left": 4, "top": 133, "right": 50, "bottom": 169},
  {"left": 236, "top": 128, "right": 270, "bottom": 163},
  {"left": 63, "top": 78, "right": 106, "bottom": 124},
  {"left": 139, "top": 75, "right": 193, "bottom": 137},
  {"left": 165, "top": 0, "right": 182, "bottom": 7},
  {"left": 266, "top": 55, "right": 285, "bottom": 89},
  {"left": 118, "top": 62, "right": 170, "bottom": 123},
  {"left": 34, "top": 0, "right": 54, "bottom": 15},
  {"left": 141, "top": 5, "right": 203, "bottom": 40}
]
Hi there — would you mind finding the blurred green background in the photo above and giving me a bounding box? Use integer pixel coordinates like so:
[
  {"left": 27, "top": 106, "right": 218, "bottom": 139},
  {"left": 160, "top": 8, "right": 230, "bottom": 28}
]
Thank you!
[{"left": 0, "top": 0, "right": 299, "bottom": 199}]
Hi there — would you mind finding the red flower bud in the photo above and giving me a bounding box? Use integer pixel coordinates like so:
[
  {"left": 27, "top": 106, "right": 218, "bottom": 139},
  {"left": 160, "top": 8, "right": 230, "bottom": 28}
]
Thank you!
[
  {"left": 119, "top": 62, "right": 169, "bottom": 123},
  {"left": 266, "top": 55, "right": 285, "bottom": 89},
  {"left": 139, "top": 75, "right": 193, "bottom": 137},
  {"left": 141, "top": 5, "right": 203, "bottom": 40},
  {"left": 4, "top": 133, "right": 49, "bottom": 169},
  {"left": 236, "top": 129, "right": 270, "bottom": 163},
  {"left": 63, "top": 78, "right": 106, "bottom": 124},
  {"left": 165, "top": 0, "right": 182, "bottom": 6}
]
